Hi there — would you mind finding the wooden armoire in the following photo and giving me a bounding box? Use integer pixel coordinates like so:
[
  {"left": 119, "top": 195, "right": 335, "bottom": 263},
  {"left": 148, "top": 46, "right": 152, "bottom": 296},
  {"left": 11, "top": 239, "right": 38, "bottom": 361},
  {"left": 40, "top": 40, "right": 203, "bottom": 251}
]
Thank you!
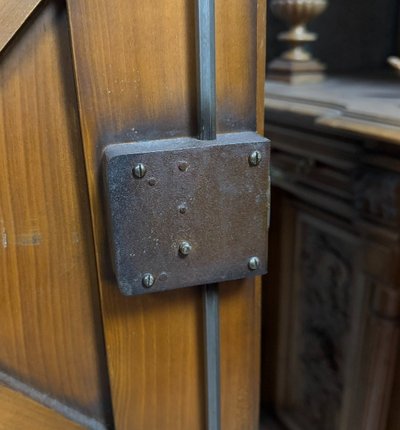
[
  {"left": 0, "top": 1, "right": 267, "bottom": 429},
  {"left": 262, "top": 76, "right": 400, "bottom": 430}
]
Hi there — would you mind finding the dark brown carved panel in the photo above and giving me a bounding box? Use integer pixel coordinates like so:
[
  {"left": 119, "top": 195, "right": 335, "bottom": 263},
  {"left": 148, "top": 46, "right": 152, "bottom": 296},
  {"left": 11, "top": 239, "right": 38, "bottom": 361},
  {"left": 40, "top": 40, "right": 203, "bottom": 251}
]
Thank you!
[
  {"left": 354, "top": 169, "right": 400, "bottom": 227},
  {"left": 291, "top": 220, "right": 355, "bottom": 430}
]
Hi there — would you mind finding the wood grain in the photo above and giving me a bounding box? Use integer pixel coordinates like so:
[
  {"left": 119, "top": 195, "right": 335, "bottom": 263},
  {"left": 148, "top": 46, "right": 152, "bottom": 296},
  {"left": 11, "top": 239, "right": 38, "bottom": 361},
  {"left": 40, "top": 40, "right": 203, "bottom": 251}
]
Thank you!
[
  {"left": 0, "top": 1, "right": 110, "bottom": 424},
  {"left": 0, "top": 384, "right": 83, "bottom": 430},
  {"left": 0, "top": 0, "right": 42, "bottom": 53},
  {"left": 220, "top": 277, "right": 262, "bottom": 429},
  {"left": 256, "top": 0, "right": 267, "bottom": 134},
  {"left": 66, "top": 0, "right": 266, "bottom": 428}
]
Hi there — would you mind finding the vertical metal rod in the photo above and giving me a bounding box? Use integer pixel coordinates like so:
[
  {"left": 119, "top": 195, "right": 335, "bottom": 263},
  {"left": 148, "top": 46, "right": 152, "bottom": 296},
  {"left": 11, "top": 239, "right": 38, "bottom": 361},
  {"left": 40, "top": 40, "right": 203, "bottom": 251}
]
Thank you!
[
  {"left": 195, "top": 0, "right": 220, "bottom": 429},
  {"left": 202, "top": 284, "right": 220, "bottom": 430},
  {"left": 196, "top": 0, "right": 217, "bottom": 141}
]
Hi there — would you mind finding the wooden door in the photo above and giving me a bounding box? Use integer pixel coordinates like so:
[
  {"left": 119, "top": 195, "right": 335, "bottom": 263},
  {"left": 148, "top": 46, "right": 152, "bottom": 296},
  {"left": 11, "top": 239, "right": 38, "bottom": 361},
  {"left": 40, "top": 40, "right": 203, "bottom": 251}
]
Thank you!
[{"left": 0, "top": 1, "right": 266, "bottom": 429}]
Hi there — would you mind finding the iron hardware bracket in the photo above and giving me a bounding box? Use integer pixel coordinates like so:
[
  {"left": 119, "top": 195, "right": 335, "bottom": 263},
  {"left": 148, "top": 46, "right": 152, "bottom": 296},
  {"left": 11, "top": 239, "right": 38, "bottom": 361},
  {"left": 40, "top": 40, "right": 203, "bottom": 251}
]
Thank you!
[{"left": 103, "top": 132, "right": 270, "bottom": 296}]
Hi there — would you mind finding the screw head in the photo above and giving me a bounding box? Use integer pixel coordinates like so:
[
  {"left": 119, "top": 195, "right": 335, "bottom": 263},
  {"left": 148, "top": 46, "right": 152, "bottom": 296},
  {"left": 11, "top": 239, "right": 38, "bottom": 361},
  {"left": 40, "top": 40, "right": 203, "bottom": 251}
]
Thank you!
[
  {"left": 178, "top": 203, "right": 187, "bottom": 214},
  {"left": 158, "top": 272, "right": 168, "bottom": 282},
  {"left": 178, "top": 161, "right": 189, "bottom": 172},
  {"left": 133, "top": 163, "right": 146, "bottom": 178},
  {"left": 142, "top": 273, "right": 155, "bottom": 288},
  {"left": 179, "top": 241, "right": 192, "bottom": 256},
  {"left": 249, "top": 150, "right": 262, "bottom": 166},
  {"left": 248, "top": 256, "right": 260, "bottom": 270}
]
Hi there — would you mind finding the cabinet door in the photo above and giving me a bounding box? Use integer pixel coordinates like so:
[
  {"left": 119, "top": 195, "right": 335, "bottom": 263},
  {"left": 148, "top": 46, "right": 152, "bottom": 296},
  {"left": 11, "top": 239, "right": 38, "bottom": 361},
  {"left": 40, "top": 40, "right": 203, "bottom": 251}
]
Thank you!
[
  {"left": 264, "top": 191, "right": 367, "bottom": 430},
  {"left": 0, "top": 1, "right": 267, "bottom": 429},
  {"left": 0, "top": 2, "right": 111, "bottom": 427}
]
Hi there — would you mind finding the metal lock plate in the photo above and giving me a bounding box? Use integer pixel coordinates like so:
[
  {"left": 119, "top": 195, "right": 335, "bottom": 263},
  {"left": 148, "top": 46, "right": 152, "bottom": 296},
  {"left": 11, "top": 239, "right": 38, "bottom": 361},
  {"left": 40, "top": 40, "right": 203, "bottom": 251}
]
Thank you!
[{"left": 103, "top": 131, "right": 270, "bottom": 296}]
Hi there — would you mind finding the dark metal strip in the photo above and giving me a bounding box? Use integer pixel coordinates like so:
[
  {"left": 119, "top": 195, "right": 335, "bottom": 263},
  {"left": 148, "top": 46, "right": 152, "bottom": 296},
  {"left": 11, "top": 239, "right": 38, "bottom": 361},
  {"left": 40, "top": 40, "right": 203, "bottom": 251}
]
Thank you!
[
  {"left": 202, "top": 284, "right": 221, "bottom": 430},
  {"left": 195, "top": 0, "right": 217, "bottom": 140},
  {"left": 196, "top": 0, "right": 220, "bottom": 428}
]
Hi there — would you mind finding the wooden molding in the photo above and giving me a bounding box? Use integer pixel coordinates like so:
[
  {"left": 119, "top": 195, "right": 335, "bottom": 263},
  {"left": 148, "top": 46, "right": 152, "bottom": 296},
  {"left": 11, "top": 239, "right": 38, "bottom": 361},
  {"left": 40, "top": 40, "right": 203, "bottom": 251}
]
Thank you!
[
  {"left": 265, "top": 76, "right": 400, "bottom": 145},
  {"left": 0, "top": 384, "right": 83, "bottom": 430},
  {"left": 0, "top": 0, "right": 43, "bottom": 52}
]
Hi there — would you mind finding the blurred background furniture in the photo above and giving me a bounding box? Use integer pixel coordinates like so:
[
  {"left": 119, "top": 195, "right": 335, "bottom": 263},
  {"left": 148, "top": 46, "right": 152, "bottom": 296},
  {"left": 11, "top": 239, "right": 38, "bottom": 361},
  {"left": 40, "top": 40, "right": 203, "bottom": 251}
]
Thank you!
[
  {"left": 262, "top": 76, "right": 400, "bottom": 430},
  {"left": 268, "top": 0, "right": 328, "bottom": 84},
  {"left": 262, "top": 1, "right": 400, "bottom": 428}
]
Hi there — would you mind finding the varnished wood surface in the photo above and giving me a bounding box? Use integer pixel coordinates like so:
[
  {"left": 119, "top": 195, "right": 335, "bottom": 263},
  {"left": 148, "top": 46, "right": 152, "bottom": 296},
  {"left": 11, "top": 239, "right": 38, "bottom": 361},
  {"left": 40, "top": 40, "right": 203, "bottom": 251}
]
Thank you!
[
  {"left": 67, "top": 0, "right": 266, "bottom": 428},
  {"left": 0, "top": 1, "right": 110, "bottom": 424},
  {"left": 220, "top": 277, "right": 262, "bottom": 428},
  {"left": 256, "top": 0, "right": 267, "bottom": 133},
  {"left": 0, "top": 384, "right": 83, "bottom": 430},
  {"left": 0, "top": 0, "right": 42, "bottom": 52}
]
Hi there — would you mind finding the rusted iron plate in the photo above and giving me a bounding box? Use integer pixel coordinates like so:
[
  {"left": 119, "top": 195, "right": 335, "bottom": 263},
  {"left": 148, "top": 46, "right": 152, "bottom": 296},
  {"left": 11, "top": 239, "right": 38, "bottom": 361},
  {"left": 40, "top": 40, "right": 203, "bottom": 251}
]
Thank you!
[{"left": 103, "top": 131, "right": 270, "bottom": 295}]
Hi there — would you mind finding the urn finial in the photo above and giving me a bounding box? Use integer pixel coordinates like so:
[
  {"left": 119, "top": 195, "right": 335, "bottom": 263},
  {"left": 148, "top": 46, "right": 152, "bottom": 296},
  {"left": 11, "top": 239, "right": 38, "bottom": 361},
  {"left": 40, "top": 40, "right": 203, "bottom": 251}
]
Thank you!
[{"left": 268, "top": 0, "right": 328, "bottom": 84}]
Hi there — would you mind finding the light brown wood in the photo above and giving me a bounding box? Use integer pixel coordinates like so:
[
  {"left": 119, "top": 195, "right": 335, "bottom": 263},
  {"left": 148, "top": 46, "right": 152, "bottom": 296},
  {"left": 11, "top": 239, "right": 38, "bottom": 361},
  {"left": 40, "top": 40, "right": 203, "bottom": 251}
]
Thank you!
[
  {"left": 0, "top": 384, "right": 83, "bottom": 430},
  {"left": 0, "top": 0, "right": 42, "bottom": 52},
  {"left": 220, "top": 277, "right": 262, "bottom": 428},
  {"left": 256, "top": 0, "right": 267, "bottom": 134},
  {"left": 0, "top": 1, "right": 110, "bottom": 424},
  {"left": 66, "top": 0, "right": 266, "bottom": 428}
]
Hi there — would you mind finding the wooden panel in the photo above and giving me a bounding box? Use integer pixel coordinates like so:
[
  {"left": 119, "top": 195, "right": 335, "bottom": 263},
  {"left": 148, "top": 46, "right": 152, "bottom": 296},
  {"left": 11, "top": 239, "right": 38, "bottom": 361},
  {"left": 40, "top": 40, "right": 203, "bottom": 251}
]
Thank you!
[
  {"left": 0, "top": 0, "right": 42, "bottom": 52},
  {"left": 0, "top": 1, "right": 110, "bottom": 424},
  {"left": 271, "top": 205, "right": 363, "bottom": 430},
  {"left": 0, "top": 384, "right": 82, "bottom": 430},
  {"left": 343, "top": 282, "right": 400, "bottom": 430},
  {"left": 357, "top": 315, "right": 399, "bottom": 430},
  {"left": 387, "top": 346, "right": 400, "bottom": 430},
  {"left": 66, "top": 0, "right": 265, "bottom": 428},
  {"left": 220, "top": 277, "right": 262, "bottom": 429}
]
